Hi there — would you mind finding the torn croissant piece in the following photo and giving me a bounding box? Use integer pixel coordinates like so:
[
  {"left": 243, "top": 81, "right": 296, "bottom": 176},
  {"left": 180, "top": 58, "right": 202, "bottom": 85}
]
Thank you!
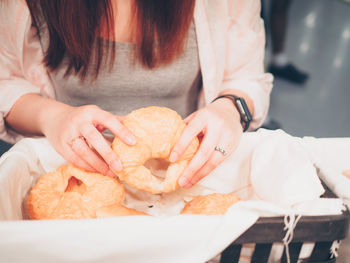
[
  {"left": 112, "top": 106, "right": 199, "bottom": 194},
  {"left": 181, "top": 193, "right": 240, "bottom": 215},
  {"left": 342, "top": 170, "right": 350, "bottom": 179},
  {"left": 96, "top": 205, "right": 149, "bottom": 217},
  {"left": 27, "top": 165, "right": 125, "bottom": 220}
]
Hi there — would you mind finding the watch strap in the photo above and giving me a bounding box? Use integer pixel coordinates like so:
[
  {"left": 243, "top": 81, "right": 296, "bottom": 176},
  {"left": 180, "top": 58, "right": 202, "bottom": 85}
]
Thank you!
[{"left": 212, "top": 94, "right": 252, "bottom": 132}]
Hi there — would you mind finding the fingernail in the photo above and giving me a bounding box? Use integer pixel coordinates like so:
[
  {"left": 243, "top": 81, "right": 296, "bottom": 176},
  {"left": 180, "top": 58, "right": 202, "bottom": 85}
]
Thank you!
[
  {"left": 126, "top": 135, "right": 136, "bottom": 145},
  {"left": 106, "top": 170, "right": 115, "bottom": 177},
  {"left": 178, "top": 176, "right": 188, "bottom": 187},
  {"left": 169, "top": 152, "right": 178, "bottom": 162},
  {"left": 111, "top": 160, "right": 122, "bottom": 172}
]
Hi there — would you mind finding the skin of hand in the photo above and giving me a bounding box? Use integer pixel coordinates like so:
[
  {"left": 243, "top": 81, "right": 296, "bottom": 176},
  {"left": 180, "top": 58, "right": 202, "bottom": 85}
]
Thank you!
[
  {"left": 6, "top": 94, "right": 136, "bottom": 177},
  {"left": 169, "top": 97, "right": 244, "bottom": 189},
  {"left": 40, "top": 104, "right": 137, "bottom": 177}
]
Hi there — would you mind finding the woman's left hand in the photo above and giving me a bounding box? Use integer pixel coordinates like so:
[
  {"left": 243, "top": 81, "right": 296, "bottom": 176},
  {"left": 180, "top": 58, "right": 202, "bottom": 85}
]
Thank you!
[{"left": 169, "top": 98, "right": 243, "bottom": 188}]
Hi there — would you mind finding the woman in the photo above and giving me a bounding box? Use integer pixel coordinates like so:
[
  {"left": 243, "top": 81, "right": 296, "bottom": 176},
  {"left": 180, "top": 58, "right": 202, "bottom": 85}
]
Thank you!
[{"left": 0, "top": 0, "right": 272, "bottom": 188}]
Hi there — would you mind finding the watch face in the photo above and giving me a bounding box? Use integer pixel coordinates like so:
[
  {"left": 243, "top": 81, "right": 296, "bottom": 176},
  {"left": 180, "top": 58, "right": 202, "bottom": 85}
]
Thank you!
[
  {"left": 236, "top": 98, "right": 252, "bottom": 122},
  {"left": 236, "top": 99, "right": 247, "bottom": 121}
]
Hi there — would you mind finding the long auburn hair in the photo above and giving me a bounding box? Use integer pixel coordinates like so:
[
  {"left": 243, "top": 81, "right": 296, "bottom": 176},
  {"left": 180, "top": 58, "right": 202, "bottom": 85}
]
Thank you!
[{"left": 26, "top": 0, "right": 196, "bottom": 80}]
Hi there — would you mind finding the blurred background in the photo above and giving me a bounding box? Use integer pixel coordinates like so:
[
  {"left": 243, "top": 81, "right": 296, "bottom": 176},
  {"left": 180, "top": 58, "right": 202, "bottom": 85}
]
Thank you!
[
  {"left": 262, "top": 0, "right": 350, "bottom": 137},
  {"left": 0, "top": 0, "right": 349, "bottom": 156}
]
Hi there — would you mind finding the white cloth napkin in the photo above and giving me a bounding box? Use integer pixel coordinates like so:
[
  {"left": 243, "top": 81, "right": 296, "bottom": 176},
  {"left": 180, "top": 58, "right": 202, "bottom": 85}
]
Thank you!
[
  {"left": 302, "top": 136, "right": 350, "bottom": 206},
  {"left": 301, "top": 136, "right": 350, "bottom": 263},
  {"left": 0, "top": 129, "right": 343, "bottom": 263}
]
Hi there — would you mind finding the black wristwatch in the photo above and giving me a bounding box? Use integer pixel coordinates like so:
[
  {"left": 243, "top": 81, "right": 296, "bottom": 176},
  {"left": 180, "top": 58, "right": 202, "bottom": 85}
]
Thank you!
[{"left": 212, "top": 94, "right": 252, "bottom": 132}]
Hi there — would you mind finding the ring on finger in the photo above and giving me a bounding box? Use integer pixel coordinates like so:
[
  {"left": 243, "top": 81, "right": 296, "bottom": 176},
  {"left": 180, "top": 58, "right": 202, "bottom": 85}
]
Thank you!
[
  {"left": 214, "top": 146, "right": 227, "bottom": 156},
  {"left": 69, "top": 135, "right": 85, "bottom": 147}
]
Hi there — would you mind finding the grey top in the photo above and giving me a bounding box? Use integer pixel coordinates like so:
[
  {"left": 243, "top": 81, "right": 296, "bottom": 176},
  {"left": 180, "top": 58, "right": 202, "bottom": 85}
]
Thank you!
[{"left": 43, "top": 23, "right": 201, "bottom": 118}]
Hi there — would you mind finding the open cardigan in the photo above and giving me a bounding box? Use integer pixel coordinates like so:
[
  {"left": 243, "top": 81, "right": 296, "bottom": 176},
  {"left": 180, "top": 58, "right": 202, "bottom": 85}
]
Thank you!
[{"left": 0, "top": 0, "right": 273, "bottom": 143}]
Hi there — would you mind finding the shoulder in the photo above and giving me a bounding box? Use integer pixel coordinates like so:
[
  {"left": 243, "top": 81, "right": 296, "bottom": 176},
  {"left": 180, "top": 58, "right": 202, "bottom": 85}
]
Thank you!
[
  {"left": 0, "top": 0, "right": 31, "bottom": 24},
  {"left": 0, "top": 0, "right": 32, "bottom": 50},
  {"left": 200, "top": 0, "right": 261, "bottom": 26},
  {"left": 226, "top": 0, "right": 262, "bottom": 25}
]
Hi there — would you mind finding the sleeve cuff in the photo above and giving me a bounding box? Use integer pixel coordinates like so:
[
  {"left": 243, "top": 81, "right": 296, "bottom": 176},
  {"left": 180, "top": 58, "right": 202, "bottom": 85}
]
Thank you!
[
  {"left": 0, "top": 78, "right": 41, "bottom": 143},
  {"left": 221, "top": 73, "right": 273, "bottom": 130}
]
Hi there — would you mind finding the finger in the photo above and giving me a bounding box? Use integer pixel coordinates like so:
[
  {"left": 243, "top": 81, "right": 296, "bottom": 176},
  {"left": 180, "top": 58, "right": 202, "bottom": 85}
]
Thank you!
[
  {"left": 116, "top": 116, "right": 125, "bottom": 122},
  {"left": 184, "top": 112, "right": 196, "bottom": 124},
  {"left": 169, "top": 115, "right": 205, "bottom": 163},
  {"left": 178, "top": 126, "right": 220, "bottom": 188},
  {"left": 70, "top": 135, "right": 116, "bottom": 177},
  {"left": 95, "top": 111, "right": 136, "bottom": 145},
  {"left": 80, "top": 124, "right": 123, "bottom": 173},
  {"left": 62, "top": 144, "right": 95, "bottom": 172},
  {"left": 185, "top": 150, "right": 226, "bottom": 188},
  {"left": 185, "top": 131, "right": 234, "bottom": 188}
]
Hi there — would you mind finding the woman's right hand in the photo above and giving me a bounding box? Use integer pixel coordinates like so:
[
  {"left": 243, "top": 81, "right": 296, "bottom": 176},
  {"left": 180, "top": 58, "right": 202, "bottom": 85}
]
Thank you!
[{"left": 40, "top": 104, "right": 136, "bottom": 177}]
